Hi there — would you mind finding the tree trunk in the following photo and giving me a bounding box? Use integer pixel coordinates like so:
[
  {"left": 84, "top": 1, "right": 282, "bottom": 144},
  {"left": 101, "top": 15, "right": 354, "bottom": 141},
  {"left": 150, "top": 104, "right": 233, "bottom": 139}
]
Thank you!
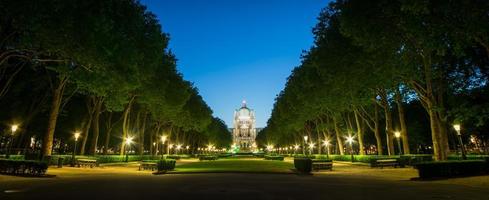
[
  {"left": 120, "top": 96, "right": 135, "bottom": 156},
  {"left": 80, "top": 98, "right": 95, "bottom": 155},
  {"left": 395, "top": 88, "right": 410, "bottom": 154},
  {"left": 374, "top": 104, "right": 383, "bottom": 155},
  {"left": 333, "top": 116, "right": 344, "bottom": 155},
  {"left": 41, "top": 76, "right": 68, "bottom": 157},
  {"left": 353, "top": 109, "right": 365, "bottom": 155},
  {"left": 89, "top": 97, "right": 103, "bottom": 155},
  {"left": 379, "top": 89, "right": 395, "bottom": 155},
  {"left": 139, "top": 112, "right": 147, "bottom": 156},
  {"left": 103, "top": 113, "right": 113, "bottom": 155}
]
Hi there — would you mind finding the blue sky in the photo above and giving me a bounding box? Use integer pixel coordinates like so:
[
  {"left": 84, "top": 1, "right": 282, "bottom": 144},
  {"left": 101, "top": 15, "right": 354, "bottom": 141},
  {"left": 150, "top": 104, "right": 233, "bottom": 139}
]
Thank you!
[{"left": 140, "top": 0, "right": 329, "bottom": 127}]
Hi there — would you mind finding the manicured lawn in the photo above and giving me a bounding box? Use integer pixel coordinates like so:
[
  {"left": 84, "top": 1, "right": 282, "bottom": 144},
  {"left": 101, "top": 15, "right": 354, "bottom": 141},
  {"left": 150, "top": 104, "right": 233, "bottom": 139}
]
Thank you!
[{"left": 172, "top": 158, "right": 294, "bottom": 173}]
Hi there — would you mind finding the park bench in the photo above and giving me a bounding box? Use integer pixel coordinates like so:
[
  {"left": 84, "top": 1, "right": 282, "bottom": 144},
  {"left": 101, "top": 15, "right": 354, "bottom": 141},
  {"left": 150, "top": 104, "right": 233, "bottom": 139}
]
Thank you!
[
  {"left": 139, "top": 161, "right": 157, "bottom": 171},
  {"left": 371, "top": 159, "right": 399, "bottom": 169},
  {"left": 312, "top": 159, "right": 333, "bottom": 171},
  {"left": 77, "top": 159, "right": 98, "bottom": 168}
]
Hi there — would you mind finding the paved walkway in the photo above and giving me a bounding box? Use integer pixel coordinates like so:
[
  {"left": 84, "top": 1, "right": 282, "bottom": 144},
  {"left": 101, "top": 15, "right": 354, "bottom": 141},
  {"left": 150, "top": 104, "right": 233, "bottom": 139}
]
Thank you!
[{"left": 1, "top": 162, "right": 488, "bottom": 200}]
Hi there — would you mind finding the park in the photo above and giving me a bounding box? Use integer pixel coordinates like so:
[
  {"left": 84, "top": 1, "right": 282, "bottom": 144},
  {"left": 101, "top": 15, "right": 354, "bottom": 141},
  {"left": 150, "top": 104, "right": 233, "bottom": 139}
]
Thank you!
[{"left": 1, "top": 0, "right": 489, "bottom": 199}]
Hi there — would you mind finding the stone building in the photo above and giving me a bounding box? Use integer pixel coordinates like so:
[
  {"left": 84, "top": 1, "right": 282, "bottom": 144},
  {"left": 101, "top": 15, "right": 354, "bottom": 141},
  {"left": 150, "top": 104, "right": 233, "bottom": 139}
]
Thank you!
[{"left": 232, "top": 100, "right": 257, "bottom": 152}]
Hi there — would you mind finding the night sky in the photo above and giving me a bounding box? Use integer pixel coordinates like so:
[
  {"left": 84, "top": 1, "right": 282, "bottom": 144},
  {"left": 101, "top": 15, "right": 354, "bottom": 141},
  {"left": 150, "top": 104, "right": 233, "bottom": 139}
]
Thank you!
[{"left": 140, "top": 0, "right": 329, "bottom": 127}]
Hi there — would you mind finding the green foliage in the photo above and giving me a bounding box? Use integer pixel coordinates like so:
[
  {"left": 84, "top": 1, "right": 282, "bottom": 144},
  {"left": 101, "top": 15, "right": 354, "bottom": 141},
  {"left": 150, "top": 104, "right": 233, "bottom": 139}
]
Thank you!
[
  {"left": 199, "top": 155, "right": 218, "bottom": 161},
  {"left": 294, "top": 158, "right": 312, "bottom": 174},
  {"left": 415, "top": 160, "right": 489, "bottom": 179},
  {"left": 157, "top": 159, "right": 176, "bottom": 172},
  {"left": 0, "top": 159, "right": 48, "bottom": 176},
  {"left": 166, "top": 155, "right": 181, "bottom": 160},
  {"left": 264, "top": 155, "right": 284, "bottom": 161}
]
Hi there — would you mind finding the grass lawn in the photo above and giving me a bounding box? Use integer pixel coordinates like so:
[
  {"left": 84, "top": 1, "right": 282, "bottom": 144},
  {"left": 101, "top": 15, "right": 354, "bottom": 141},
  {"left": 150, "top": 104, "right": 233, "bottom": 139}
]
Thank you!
[{"left": 172, "top": 158, "right": 294, "bottom": 173}]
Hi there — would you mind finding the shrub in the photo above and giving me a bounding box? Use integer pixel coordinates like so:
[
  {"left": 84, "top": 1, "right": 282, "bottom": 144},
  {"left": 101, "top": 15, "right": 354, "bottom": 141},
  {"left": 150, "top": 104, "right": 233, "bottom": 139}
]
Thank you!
[
  {"left": 253, "top": 152, "right": 265, "bottom": 158},
  {"left": 294, "top": 158, "right": 312, "bottom": 174},
  {"left": 400, "top": 154, "right": 433, "bottom": 165},
  {"left": 312, "top": 159, "right": 332, "bottom": 163},
  {"left": 166, "top": 155, "right": 181, "bottom": 160},
  {"left": 199, "top": 155, "right": 218, "bottom": 161},
  {"left": 293, "top": 155, "right": 316, "bottom": 159},
  {"left": 0, "top": 159, "right": 48, "bottom": 176},
  {"left": 264, "top": 155, "right": 284, "bottom": 161},
  {"left": 217, "top": 153, "right": 232, "bottom": 158},
  {"left": 157, "top": 159, "right": 176, "bottom": 172},
  {"left": 415, "top": 160, "right": 489, "bottom": 179}
]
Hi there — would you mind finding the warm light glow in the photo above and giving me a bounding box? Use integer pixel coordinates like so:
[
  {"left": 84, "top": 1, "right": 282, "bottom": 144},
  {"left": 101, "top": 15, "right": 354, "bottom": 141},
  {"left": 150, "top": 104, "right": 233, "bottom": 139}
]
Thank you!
[
  {"left": 294, "top": 144, "right": 300, "bottom": 150},
  {"left": 176, "top": 144, "right": 182, "bottom": 150},
  {"left": 308, "top": 143, "right": 315, "bottom": 149},
  {"left": 74, "top": 132, "right": 81, "bottom": 141},
  {"left": 303, "top": 135, "right": 308, "bottom": 142},
  {"left": 125, "top": 136, "right": 134, "bottom": 145},
  {"left": 453, "top": 124, "right": 461, "bottom": 132},
  {"left": 322, "top": 139, "right": 330, "bottom": 146},
  {"left": 161, "top": 135, "right": 167, "bottom": 143},
  {"left": 346, "top": 135, "right": 355, "bottom": 144},
  {"left": 394, "top": 131, "right": 401, "bottom": 138},
  {"left": 186, "top": 145, "right": 189, "bottom": 149},
  {"left": 266, "top": 144, "right": 274, "bottom": 151},
  {"left": 11, "top": 124, "right": 18, "bottom": 132}
]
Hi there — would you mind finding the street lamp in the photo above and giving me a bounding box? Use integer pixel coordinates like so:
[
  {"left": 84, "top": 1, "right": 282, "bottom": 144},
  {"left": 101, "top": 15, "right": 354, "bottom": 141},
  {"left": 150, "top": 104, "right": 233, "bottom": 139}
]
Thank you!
[
  {"left": 346, "top": 135, "right": 355, "bottom": 162},
  {"left": 322, "top": 139, "right": 330, "bottom": 159},
  {"left": 125, "top": 136, "right": 134, "bottom": 162},
  {"left": 303, "top": 136, "right": 308, "bottom": 155},
  {"left": 160, "top": 135, "right": 167, "bottom": 159},
  {"left": 453, "top": 124, "right": 467, "bottom": 160},
  {"left": 6, "top": 124, "right": 19, "bottom": 159},
  {"left": 266, "top": 144, "right": 274, "bottom": 153},
  {"left": 71, "top": 131, "right": 81, "bottom": 167},
  {"left": 394, "top": 131, "right": 402, "bottom": 155},
  {"left": 294, "top": 144, "right": 299, "bottom": 155},
  {"left": 308, "top": 143, "right": 315, "bottom": 155}
]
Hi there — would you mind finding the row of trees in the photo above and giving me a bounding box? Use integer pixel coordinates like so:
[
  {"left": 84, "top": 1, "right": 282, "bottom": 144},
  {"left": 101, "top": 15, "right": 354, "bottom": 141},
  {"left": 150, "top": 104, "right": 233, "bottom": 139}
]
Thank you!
[
  {"left": 258, "top": 0, "right": 489, "bottom": 160},
  {"left": 0, "top": 0, "right": 231, "bottom": 157}
]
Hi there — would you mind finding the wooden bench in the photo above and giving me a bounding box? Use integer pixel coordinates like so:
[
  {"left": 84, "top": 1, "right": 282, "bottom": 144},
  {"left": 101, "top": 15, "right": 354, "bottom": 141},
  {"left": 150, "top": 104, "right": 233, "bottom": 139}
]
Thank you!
[
  {"left": 139, "top": 162, "right": 157, "bottom": 171},
  {"left": 371, "top": 159, "right": 399, "bottom": 169},
  {"left": 312, "top": 160, "right": 333, "bottom": 171},
  {"left": 77, "top": 159, "right": 98, "bottom": 168}
]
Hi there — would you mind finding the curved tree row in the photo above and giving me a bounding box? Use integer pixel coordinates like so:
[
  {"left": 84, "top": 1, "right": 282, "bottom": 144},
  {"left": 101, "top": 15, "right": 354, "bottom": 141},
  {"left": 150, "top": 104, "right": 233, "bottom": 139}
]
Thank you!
[
  {"left": 0, "top": 0, "right": 231, "bottom": 157},
  {"left": 259, "top": 0, "right": 489, "bottom": 160}
]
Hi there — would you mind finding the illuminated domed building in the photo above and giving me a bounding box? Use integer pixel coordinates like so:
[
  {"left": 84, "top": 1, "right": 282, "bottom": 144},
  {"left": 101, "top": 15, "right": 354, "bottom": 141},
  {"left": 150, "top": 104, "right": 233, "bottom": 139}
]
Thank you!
[{"left": 232, "top": 100, "right": 257, "bottom": 152}]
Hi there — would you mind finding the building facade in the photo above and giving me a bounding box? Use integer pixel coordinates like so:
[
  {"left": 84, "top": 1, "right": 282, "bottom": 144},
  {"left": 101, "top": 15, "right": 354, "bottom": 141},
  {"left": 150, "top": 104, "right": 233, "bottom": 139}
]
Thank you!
[{"left": 232, "top": 100, "right": 257, "bottom": 152}]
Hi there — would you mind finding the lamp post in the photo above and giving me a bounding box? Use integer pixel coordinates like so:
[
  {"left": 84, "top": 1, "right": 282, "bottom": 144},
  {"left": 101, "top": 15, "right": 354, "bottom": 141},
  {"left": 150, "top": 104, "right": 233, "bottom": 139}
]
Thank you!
[
  {"left": 71, "top": 132, "right": 81, "bottom": 167},
  {"left": 323, "top": 139, "right": 330, "bottom": 159},
  {"left": 308, "top": 143, "right": 315, "bottom": 155},
  {"left": 160, "top": 135, "right": 167, "bottom": 159},
  {"left": 303, "top": 136, "right": 308, "bottom": 155},
  {"left": 176, "top": 144, "right": 182, "bottom": 155},
  {"left": 186, "top": 145, "right": 189, "bottom": 154},
  {"left": 125, "top": 136, "right": 133, "bottom": 162},
  {"left": 294, "top": 144, "right": 299, "bottom": 155},
  {"left": 6, "top": 124, "right": 18, "bottom": 159},
  {"left": 394, "top": 131, "right": 402, "bottom": 155},
  {"left": 453, "top": 124, "right": 466, "bottom": 160},
  {"left": 346, "top": 135, "right": 355, "bottom": 162}
]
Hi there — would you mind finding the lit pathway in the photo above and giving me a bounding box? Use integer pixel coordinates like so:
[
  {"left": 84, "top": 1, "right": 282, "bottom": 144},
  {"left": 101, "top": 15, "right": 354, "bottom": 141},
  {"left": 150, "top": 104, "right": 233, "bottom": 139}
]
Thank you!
[{"left": 1, "top": 161, "right": 488, "bottom": 200}]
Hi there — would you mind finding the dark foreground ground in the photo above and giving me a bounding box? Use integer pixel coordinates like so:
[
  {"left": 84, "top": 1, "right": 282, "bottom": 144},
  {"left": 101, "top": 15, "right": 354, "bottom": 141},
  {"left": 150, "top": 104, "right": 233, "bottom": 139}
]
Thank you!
[{"left": 1, "top": 162, "right": 488, "bottom": 200}]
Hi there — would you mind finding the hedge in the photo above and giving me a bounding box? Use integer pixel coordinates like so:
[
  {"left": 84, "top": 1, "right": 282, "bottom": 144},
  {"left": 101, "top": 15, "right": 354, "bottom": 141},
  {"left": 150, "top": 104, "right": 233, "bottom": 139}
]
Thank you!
[
  {"left": 157, "top": 159, "right": 176, "bottom": 172},
  {"left": 294, "top": 158, "right": 312, "bottom": 174},
  {"left": 0, "top": 159, "right": 48, "bottom": 176},
  {"left": 415, "top": 160, "right": 489, "bottom": 179},
  {"left": 199, "top": 155, "right": 218, "bottom": 161},
  {"left": 264, "top": 155, "right": 284, "bottom": 161}
]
